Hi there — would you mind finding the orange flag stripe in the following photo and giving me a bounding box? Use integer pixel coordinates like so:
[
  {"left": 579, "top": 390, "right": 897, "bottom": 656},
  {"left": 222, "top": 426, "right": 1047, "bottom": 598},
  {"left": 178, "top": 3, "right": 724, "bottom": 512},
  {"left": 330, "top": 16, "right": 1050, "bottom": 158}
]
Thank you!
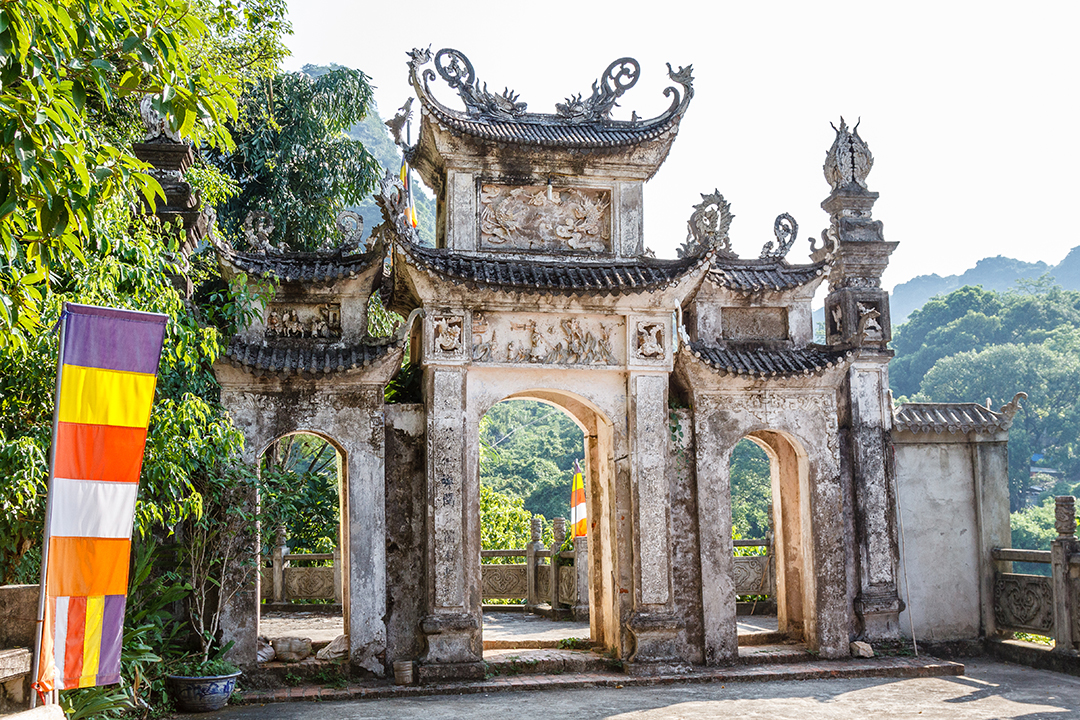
[
  {"left": 46, "top": 537, "right": 130, "bottom": 597},
  {"left": 54, "top": 422, "right": 147, "bottom": 483}
]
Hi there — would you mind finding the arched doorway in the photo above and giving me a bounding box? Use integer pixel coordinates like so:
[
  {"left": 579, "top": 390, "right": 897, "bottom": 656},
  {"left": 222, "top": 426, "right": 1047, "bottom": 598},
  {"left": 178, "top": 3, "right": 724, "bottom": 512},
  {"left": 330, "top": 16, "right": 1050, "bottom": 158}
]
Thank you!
[
  {"left": 473, "top": 388, "right": 620, "bottom": 654},
  {"left": 258, "top": 431, "right": 348, "bottom": 661}
]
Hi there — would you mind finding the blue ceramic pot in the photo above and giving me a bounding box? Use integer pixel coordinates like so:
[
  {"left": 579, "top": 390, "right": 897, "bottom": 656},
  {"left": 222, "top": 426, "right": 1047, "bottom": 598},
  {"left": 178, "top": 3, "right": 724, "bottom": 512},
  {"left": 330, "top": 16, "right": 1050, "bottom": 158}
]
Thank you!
[{"left": 166, "top": 671, "right": 242, "bottom": 712}]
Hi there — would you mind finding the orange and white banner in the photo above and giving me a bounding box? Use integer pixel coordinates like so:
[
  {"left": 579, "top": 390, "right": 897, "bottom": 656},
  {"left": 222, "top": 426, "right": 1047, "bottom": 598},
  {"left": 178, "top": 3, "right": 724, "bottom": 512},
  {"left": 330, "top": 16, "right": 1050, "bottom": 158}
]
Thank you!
[{"left": 570, "top": 460, "right": 586, "bottom": 538}]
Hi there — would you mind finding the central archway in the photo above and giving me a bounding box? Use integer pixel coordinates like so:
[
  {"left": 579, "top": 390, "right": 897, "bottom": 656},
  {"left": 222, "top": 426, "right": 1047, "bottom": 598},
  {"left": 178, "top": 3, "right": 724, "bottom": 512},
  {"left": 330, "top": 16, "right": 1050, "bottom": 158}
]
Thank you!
[{"left": 473, "top": 387, "right": 620, "bottom": 653}]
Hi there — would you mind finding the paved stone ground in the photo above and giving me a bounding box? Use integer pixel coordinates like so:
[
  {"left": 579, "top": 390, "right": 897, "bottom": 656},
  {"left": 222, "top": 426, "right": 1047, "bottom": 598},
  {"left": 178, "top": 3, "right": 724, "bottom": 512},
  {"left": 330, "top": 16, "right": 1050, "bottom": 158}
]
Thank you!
[{"left": 179, "top": 658, "right": 1080, "bottom": 719}]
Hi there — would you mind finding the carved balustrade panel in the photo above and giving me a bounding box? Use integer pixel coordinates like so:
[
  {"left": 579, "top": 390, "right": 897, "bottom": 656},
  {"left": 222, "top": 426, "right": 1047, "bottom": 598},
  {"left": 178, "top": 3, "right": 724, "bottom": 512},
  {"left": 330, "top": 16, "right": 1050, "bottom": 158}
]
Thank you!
[
  {"left": 481, "top": 564, "right": 529, "bottom": 600},
  {"left": 479, "top": 184, "right": 612, "bottom": 253},
  {"left": 536, "top": 565, "right": 552, "bottom": 602},
  {"left": 559, "top": 565, "right": 577, "bottom": 605},
  {"left": 733, "top": 555, "right": 771, "bottom": 596},
  {"left": 283, "top": 567, "right": 336, "bottom": 600},
  {"left": 471, "top": 312, "right": 625, "bottom": 366},
  {"left": 260, "top": 568, "right": 272, "bottom": 599},
  {"left": 993, "top": 572, "right": 1054, "bottom": 634}
]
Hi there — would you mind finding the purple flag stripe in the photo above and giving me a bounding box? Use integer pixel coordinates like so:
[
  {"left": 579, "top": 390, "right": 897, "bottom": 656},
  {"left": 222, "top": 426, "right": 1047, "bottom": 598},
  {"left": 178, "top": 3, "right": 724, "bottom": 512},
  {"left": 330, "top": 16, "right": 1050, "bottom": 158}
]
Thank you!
[
  {"left": 63, "top": 304, "right": 167, "bottom": 375},
  {"left": 96, "top": 595, "right": 126, "bottom": 682}
]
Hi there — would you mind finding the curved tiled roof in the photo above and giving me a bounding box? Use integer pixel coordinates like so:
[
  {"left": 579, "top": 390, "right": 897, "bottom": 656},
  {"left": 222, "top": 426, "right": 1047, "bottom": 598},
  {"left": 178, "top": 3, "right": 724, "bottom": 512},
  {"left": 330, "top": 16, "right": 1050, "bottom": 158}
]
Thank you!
[
  {"left": 398, "top": 243, "right": 708, "bottom": 295},
  {"left": 214, "top": 232, "right": 383, "bottom": 283},
  {"left": 707, "top": 260, "right": 829, "bottom": 292},
  {"left": 409, "top": 49, "right": 693, "bottom": 152},
  {"left": 894, "top": 400, "right": 1022, "bottom": 434},
  {"left": 222, "top": 338, "right": 402, "bottom": 376},
  {"left": 687, "top": 341, "right": 852, "bottom": 377}
]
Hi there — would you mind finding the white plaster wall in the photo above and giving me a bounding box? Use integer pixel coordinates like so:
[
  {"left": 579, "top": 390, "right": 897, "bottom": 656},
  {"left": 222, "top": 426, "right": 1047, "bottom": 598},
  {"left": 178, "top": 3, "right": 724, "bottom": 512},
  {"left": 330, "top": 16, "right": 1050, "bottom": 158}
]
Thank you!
[{"left": 895, "top": 442, "right": 981, "bottom": 641}]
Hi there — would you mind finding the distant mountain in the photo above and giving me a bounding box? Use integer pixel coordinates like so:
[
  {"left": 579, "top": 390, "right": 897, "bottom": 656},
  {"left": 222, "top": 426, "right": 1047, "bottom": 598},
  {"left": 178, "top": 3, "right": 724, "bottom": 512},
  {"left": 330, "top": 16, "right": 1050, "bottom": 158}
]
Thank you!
[{"left": 889, "top": 248, "right": 1079, "bottom": 325}]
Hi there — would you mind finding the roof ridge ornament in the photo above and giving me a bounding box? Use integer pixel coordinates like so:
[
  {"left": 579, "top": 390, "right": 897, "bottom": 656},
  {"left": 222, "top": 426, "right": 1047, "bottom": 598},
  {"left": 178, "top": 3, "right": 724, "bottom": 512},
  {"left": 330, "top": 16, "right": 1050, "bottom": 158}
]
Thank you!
[
  {"left": 556, "top": 58, "right": 640, "bottom": 124},
  {"left": 760, "top": 213, "right": 798, "bottom": 260},
  {"left": 824, "top": 117, "right": 874, "bottom": 191},
  {"left": 678, "top": 190, "right": 736, "bottom": 259},
  {"left": 428, "top": 47, "right": 528, "bottom": 120}
]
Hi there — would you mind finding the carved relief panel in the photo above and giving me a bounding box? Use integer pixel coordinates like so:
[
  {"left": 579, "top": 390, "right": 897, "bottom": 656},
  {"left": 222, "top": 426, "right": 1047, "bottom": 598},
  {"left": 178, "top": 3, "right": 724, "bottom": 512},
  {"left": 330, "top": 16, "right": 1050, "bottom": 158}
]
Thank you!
[
  {"left": 629, "top": 315, "right": 671, "bottom": 366},
  {"left": 825, "top": 290, "right": 890, "bottom": 346},
  {"left": 429, "top": 312, "right": 467, "bottom": 361},
  {"left": 470, "top": 312, "right": 624, "bottom": 366},
  {"left": 265, "top": 303, "right": 342, "bottom": 340},
  {"left": 478, "top": 183, "right": 612, "bottom": 253}
]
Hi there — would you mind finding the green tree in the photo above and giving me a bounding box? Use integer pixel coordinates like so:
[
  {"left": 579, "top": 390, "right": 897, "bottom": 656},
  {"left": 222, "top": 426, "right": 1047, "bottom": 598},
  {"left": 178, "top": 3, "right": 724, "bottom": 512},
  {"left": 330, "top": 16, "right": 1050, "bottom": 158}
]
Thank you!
[
  {"left": 730, "top": 439, "right": 772, "bottom": 540},
  {"left": 0, "top": 0, "right": 286, "bottom": 350},
  {"left": 479, "top": 484, "right": 533, "bottom": 562},
  {"left": 208, "top": 67, "right": 381, "bottom": 250}
]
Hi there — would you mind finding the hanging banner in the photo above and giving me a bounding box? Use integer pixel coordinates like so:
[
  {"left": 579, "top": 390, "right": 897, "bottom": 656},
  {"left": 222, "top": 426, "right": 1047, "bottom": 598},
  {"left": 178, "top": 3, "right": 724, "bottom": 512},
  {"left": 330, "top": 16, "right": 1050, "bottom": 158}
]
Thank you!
[
  {"left": 34, "top": 303, "right": 167, "bottom": 692},
  {"left": 570, "top": 459, "right": 587, "bottom": 538}
]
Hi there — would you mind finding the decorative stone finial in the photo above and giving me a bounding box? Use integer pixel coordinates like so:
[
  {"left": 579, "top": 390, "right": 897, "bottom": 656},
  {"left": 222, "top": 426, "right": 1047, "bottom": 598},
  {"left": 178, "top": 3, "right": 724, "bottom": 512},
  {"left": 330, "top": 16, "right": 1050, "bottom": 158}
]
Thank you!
[
  {"left": 678, "top": 190, "right": 735, "bottom": 259},
  {"left": 139, "top": 95, "right": 183, "bottom": 144},
  {"left": 824, "top": 117, "right": 873, "bottom": 191},
  {"left": 556, "top": 58, "right": 640, "bottom": 124},
  {"left": 385, "top": 98, "right": 414, "bottom": 148},
  {"left": 242, "top": 210, "right": 275, "bottom": 253},
  {"left": 999, "top": 392, "right": 1027, "bottom": 422},
  {"left": 335, "top": 210, "right": 365, "bottom": 253},
  {"left": 553, "top": 517, "right": 567, "bottom": 546},
  {"left": 760, "top": 213, "right": 798, "bottom": 260},
  {"left": 428, "top": 47, "right": 528, "bottom": 120},
  {"left": 1056, "top": 496, "right": 1076, "bottom": 538},
  {"left": 530, "top": 517, "right": 542, "bottom": 543}
]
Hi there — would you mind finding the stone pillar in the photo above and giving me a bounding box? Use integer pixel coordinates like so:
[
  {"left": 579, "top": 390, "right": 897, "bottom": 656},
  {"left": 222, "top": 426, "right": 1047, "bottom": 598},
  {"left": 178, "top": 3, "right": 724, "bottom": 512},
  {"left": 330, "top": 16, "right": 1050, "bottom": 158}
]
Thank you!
[
  {"left": 973, "top": 434, "right": 1013, "bottom": 638},
  {"left": 272, "top": 526, "right": 288, "bottom": 604},
  {"left": 525, "top": 517, "right": 543, "bottom": 613},
  {"left": 345, "top": 399, "right": 389, "bottom": 675},
  {"left": 817, "top": 120, "right": 903, "bottom": 641},
  {"left": 1051, "top": 496, "right": 1079, "bottom": 653},
  {"left": 626, "top": 373, "right": 683, "bottom": 667},
  {"left": 420, "top": 367, "right": 483, "bottom": 679},
  {"left": 573, "top": 536, "right": 590, "bottom": 622},
  {"left": 550, "top": 518, "right": 567, "bottom": 612}
]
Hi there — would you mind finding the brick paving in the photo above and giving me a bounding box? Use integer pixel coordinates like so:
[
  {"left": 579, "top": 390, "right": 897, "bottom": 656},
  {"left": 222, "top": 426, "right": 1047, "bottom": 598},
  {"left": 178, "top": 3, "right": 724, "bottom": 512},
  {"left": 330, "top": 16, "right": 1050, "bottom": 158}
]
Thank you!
[{"left": 231, "top": 654, "right": 963, "bottom": 706}]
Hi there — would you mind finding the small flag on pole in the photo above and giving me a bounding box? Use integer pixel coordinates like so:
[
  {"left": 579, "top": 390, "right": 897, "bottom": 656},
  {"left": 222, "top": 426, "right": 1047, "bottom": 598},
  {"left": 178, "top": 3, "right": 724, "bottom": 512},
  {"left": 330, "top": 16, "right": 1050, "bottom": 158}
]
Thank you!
[
  {"left": 34, "top": 303, "right": 167, "bottom": 693},
  {"left": 570, "top": 460, "right": 586, "bottom": 538}
]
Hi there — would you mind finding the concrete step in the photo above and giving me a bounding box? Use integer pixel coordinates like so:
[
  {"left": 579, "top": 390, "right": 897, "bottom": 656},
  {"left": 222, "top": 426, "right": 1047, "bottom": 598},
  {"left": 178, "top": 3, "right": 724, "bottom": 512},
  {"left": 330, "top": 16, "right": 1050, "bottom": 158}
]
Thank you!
[
  {"left": 482, "top": 648, "right": 618, "bottom": 676},
  {"left": 738, "top": 631, "right": 789, "bottom": 647},
  {"left": 737, "top": 642, "right": 815, "bottom": 664}
]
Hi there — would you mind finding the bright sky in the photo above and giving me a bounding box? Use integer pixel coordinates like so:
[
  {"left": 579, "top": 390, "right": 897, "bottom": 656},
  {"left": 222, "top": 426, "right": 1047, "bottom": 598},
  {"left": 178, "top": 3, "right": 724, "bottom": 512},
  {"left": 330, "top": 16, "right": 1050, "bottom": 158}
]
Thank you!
[{"left": 282, "top": 1, "right": 1079, "bottom": 292}]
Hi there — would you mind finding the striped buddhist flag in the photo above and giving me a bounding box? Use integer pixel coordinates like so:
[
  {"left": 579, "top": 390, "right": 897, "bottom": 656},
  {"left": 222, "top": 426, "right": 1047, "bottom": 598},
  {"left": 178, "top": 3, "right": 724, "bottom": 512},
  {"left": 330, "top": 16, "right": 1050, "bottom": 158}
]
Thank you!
[
  {"left": 35, "top": 303, "right": 167, "bottom": 693},
  {"left": 570, "top": 460, "right": 586, "bottom": 538}
]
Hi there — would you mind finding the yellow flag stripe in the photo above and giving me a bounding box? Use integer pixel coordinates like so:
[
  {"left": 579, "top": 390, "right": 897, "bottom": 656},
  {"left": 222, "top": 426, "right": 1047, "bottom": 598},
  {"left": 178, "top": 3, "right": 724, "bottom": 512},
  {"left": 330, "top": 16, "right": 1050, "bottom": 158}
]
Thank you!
[
  {"left": 80, "top": 595, "right": 104, "bottom": 685},
  {"left": 58, "top": 365, "right": 157, "bottom": 428}
]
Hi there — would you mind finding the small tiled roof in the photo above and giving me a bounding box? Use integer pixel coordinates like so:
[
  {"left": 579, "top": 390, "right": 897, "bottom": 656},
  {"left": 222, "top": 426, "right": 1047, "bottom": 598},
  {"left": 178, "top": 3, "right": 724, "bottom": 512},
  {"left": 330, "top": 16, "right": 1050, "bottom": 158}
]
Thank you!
[
  {"left": 708, "top": 260, "right": 828, "bottom": 292},
  {"left": 216, "top": 240, "right": 382, "bottom": 284},
  {"left": 687, "top": 341, "right": 852, "bottom": 377},
  {"left": 398, "top": 242, "right": 708, "bottom": 295},
  {"left": 894, "top": 402, "right": 1017, "bottom": 434},
  {"left": 222, "top": 338, "right": 402, "bottom": 376}
]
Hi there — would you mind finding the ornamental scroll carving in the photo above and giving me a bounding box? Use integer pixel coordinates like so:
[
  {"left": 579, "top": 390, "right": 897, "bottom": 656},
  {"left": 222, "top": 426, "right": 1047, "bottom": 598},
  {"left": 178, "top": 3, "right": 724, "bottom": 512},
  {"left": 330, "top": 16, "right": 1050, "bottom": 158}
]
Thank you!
[
  {"left": 481, "top": 564, "right": 528, "bottom": 600},
  {"left": 479, "top": 184, "right": 611, "bottom": 253},
  {"left": 283, "top": 567, "right": 335, "bottom": 600},
  {"left": 678, "top": 191, "right": 735, "bottom": 259},
  {"left": 471, "top": 313, "right": 621, "bottom": 366},
  {"left": 733, "top": 556, "right": 771, "bottom": 596},
  {"left": 993, "top": 572, "right": 1054, "bottom": 633},
  {"left": 265, "top": 303, "right": 341, "bottom": 339},
  {"left": 559, "top": 565, "right": 577, "bottom": 604}
]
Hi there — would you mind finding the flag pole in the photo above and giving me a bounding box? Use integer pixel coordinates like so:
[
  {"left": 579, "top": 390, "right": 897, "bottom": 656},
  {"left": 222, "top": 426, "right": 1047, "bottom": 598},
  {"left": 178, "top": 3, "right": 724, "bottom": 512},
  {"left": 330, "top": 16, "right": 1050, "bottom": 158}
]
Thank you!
[{"left": 31, "top": 303, "right": 69, "bottom": 707}]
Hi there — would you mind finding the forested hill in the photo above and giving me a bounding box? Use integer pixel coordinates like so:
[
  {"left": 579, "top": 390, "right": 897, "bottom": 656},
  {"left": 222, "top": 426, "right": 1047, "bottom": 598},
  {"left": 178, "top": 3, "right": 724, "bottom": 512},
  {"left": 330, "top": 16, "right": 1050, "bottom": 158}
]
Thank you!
[
  {"left": 890, "top": 246, "right": 1080, "bottom": 325},
  {"left": 301, "top": 64, "right": 436, "bottom": 247}
]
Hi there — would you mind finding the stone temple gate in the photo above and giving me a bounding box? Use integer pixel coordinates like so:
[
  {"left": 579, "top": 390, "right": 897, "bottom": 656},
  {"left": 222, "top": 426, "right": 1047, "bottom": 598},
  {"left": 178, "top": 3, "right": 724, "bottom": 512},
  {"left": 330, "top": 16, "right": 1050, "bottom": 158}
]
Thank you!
[{"left": 206, "top": 48, "right": 1024, "bottom": 678}]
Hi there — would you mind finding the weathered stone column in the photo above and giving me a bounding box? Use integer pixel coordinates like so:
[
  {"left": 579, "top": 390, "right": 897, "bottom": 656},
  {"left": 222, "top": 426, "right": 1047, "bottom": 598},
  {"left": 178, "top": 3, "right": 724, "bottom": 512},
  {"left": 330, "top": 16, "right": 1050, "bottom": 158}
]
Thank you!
[
  {"left": 573, "top": 536, "right": 590, "bottom": 622},
  {"left": 626, "top": 372, "right": 683, "bottom": 667},
  {"left": 420, "top": 366, "right": 483, "bottom": 679},
  {"left": 525, "top": 517, "right": 544, "bottom": 613},
  {"left": 1051, "top": 496, "right": 1079, "bottom": 653},
  {"left": 817, "top": 119, "right": 903, "bottom": 641}
]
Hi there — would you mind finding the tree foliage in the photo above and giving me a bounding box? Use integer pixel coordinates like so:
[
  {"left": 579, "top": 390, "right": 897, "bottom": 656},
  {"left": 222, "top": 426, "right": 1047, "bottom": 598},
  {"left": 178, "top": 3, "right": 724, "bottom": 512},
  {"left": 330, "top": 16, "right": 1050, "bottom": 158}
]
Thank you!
[
  {"left": 480, "top": 400, "right": 584, "bottom": 522},
  {"left": 730, "top": 439, "right": 772, "bottom": 540},
  {"left": 0, "top": 0, "right": 287, "bottom": 350},
  {"left": 208, "top": 66, "right": 381, "bottom": 250}
]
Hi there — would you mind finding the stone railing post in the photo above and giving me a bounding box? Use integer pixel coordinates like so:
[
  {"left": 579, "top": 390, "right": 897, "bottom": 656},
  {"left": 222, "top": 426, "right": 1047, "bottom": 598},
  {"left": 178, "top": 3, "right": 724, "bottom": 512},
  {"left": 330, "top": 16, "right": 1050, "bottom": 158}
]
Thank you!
[
  {"left": 525, "top": 517, "right": 544, "bottom": 612},
  {"left": 333, "top": 546, "right": 343, "bottom": 604},
  {"left": 272, "top": 525, "right": 288, "bottom": 604},
  {"left": 573, "top": 535, "right": 590, "bottom": 622},
  {"left": 1051, "top": 496, "right": 1079, "bottom": 653},
  {"left": 550, "top": 518, "right": 567, "bottom": 611}
]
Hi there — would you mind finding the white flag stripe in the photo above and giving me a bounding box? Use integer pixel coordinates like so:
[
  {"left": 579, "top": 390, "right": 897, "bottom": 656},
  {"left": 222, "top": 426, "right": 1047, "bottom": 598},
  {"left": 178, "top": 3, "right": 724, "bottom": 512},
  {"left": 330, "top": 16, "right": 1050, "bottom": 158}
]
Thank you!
[
  {"left": 49, "top": 477, "right": 138, "bottom": 538},
  {"left": 54, "top": 596, "right": 69, "bottom": 690}
]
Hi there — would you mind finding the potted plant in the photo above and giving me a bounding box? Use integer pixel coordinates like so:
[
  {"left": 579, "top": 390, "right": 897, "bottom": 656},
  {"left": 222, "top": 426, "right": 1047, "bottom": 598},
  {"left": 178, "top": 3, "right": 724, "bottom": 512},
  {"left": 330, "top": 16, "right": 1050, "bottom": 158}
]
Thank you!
[{"left": 165, "top": 463, "right": 260, "bottom": 712}]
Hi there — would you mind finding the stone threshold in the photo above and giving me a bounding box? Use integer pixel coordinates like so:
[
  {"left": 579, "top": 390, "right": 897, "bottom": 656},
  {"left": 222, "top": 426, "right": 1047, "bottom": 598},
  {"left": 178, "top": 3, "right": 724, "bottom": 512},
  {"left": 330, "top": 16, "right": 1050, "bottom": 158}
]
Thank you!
[{"left": 232, "top": 655, "right": 964, "bottom": 706}]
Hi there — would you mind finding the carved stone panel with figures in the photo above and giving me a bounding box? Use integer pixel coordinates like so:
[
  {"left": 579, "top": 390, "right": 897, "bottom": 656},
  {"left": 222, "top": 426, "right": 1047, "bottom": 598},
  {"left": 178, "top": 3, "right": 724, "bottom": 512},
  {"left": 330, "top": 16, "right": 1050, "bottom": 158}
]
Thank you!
[
  {"left": 479, "top": 183, "right": 612, "bottom": 253},
  {"left": 265, "top": 303, "right": 342, "bottom": 340},
  {"left": 430, "top": 313, "right": 467, "bottom": 360},
  {"left": 470, "top": 312, "right": 624, "bottom": 366},
  {"left": 629, "top": 316, "right": 671, "bottom": 365}
]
